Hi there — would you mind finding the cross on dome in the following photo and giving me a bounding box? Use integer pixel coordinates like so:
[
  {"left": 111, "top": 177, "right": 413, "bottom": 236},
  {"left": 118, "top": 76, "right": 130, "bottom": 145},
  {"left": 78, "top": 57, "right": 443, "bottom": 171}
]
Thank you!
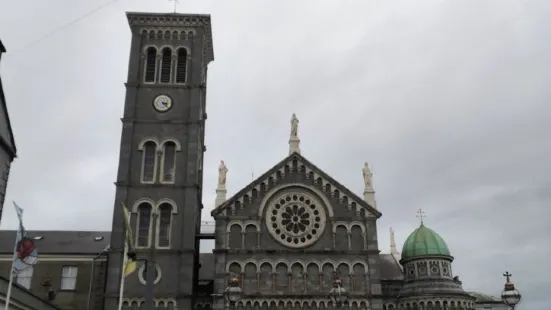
[{"left": 416, "top": 208, "right": 426, "bottom": 225}]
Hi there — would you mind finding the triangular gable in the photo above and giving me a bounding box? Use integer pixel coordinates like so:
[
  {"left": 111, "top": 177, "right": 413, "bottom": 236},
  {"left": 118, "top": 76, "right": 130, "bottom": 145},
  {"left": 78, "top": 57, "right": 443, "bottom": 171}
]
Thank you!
[
  {"left": 211, "top": 152, "right": 382, "bottom": 218},
  {"left": 0, "top": 42, "right": 16, "bottom": 157}
]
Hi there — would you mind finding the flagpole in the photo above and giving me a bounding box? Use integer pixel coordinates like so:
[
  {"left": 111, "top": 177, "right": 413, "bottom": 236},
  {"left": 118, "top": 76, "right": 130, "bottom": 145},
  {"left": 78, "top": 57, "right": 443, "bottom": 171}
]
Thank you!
[
  {"left": 117, "top": 249, "right": 127, "bottom": 310},
  {"left": 4, "top": 228, "right": 20, "bottom": 310},
  {"left": 117, "top": 202, "right": 130, "bottom": 310}
]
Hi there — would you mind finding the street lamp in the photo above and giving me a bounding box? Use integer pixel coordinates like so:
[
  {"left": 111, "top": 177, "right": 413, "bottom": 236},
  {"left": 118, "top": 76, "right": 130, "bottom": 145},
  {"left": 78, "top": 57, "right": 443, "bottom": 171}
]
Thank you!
[
  {"left": 501, "top": 271, "right": 521, "bottom": 309},
  {"left": 329, "top": 278, "right": 348, "bottom": 308},
  {"left": 224, "top": 278, "right": 243, "bottom": 310}
]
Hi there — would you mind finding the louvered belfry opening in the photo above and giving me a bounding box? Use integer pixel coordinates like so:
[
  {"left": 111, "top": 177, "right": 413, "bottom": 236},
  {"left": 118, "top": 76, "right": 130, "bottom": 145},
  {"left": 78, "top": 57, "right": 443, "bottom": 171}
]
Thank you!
[
  {"left": 176, "top": 48, "right": 187, "bottom": 83},
  {"left": 144, "top": 47, "right": 157, "bottom": 82},
  {"left": 160, "top": 48, "right": 172, "bottom": 83}
]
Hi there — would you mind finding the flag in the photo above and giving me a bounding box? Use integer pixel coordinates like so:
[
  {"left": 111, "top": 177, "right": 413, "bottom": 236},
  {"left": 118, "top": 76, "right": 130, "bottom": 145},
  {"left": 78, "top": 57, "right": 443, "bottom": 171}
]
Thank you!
[
  {"left": 121, "top": 203, "right": 136, "bottom": 277},
  {"left": 12, "top": 202, "right": 38, "bottom": 275},
  {"left": 5, "top": 202, "right": 39, "bottom": 310}
]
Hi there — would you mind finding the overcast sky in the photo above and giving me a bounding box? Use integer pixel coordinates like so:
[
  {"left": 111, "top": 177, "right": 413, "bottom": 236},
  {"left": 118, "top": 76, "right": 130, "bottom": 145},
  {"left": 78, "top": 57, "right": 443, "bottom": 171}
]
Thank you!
[{"left": 0, "top": 0, "right": 549, "bottom": 308}]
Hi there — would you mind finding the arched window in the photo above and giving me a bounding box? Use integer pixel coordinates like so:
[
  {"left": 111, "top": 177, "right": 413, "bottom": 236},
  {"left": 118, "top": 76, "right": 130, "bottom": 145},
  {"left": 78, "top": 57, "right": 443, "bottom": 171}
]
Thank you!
[
  {"left": 160, "top": 141, "right": 177, "bottom": 183},
  {"left": 140, "top": 141, "right": 157, "bottom": 183},
  {"left": 157, "top": 203, "right": 173, "bottom": 248},
  {"left": 175, "top": 48, "right": 188, "bottom": 83},
  {"left": 159, "top": 47, "right": 172, "bottom": 83},
  {"left": 144, "top": 47, "right": 157, "bottom": 83},
  {"left": 136, "top": 203, "right": 152, "bottom": 248}
]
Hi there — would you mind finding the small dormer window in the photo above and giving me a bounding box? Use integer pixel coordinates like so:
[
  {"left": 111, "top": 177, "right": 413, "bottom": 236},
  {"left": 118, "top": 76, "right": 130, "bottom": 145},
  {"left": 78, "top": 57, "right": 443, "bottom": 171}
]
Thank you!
[{"left": 94, "top": 236, "right": 104, "bottom": 241}]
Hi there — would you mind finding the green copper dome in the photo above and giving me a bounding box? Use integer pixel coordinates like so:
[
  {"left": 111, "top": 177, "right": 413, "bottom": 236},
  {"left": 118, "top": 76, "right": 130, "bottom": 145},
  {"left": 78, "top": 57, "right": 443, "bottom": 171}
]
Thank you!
[{"left": 401, "top": 223, "right": 451, "bottom": 262}]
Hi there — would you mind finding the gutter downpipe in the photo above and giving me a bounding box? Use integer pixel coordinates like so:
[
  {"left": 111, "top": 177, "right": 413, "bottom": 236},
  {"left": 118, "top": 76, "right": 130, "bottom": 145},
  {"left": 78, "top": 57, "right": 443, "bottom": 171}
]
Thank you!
[{"left": 87, "top": 249, "right": 109, "bottom": 310}]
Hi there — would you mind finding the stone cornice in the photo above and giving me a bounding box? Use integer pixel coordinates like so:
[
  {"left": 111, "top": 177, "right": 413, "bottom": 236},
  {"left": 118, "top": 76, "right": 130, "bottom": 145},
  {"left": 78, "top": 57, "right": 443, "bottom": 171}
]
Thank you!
[
  {"left": 126, "top": 12, "right": 214, "bottom": 64},
  {"left": 212, "top": 248, "right": 380, "bottom": 255}
]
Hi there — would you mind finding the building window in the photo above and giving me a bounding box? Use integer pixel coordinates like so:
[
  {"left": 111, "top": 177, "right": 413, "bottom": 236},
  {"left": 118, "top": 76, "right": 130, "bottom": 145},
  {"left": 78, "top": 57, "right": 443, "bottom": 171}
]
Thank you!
[
  {"left": 159, "top": 48, "right": 172, "bottom": 83},
  {"left": 137, "top": 202, "right": 153, "bottom": 248},
  {"left": 160, "top": 141, "right": 177, "bottom": 183},
  {"left": 60, "top": 266, "right": 78, "bottom": 290},
  {"left": 140, "top": 141, "right": 157, "bottom": 183},
  {"left": 16, "top": 267, "right": 33, "bottom": 289},
  {"left": 144, "top": 47, "right": 157, "bottom": 83},
  {"left": 175, "top": 48, "right": 188, "bottom": 83},
  {"left": 157, "top": 203, "right": 173, "bottom": 248}
]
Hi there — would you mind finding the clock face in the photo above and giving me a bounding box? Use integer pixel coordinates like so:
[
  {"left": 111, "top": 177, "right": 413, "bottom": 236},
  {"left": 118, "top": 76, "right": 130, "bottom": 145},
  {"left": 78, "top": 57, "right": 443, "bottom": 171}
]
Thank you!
[{"left": 153, "top": 95, "right": 173, "bottom": 112}]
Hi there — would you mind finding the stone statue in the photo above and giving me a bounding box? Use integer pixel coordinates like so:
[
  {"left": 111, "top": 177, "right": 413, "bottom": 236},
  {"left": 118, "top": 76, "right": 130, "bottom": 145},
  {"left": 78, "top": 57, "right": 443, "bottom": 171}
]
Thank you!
[
  {"left": 290, "top": 113, "right": 299, "bottom": 137},
  {"left": 390, "top": 227, "right": 398, "bottom": 254},
  {"left": 362, "top": 162, "right": 372, "bottom": 188},
  {"left": 218, "top": 160, "right": 228, "bottom": 186}
]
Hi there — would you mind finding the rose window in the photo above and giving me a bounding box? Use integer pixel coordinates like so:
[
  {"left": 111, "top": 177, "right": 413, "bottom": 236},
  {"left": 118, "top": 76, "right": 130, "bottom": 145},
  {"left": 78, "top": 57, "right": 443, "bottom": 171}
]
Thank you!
[{"left": 265, "top": 192, "right": 326, "bottom": 248}]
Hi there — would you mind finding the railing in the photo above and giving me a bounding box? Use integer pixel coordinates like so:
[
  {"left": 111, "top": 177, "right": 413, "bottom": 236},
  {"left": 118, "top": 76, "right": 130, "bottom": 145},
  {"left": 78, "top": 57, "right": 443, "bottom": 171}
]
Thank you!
[{"left": 200, "top": 221, "right": 215, "bottom": 234}]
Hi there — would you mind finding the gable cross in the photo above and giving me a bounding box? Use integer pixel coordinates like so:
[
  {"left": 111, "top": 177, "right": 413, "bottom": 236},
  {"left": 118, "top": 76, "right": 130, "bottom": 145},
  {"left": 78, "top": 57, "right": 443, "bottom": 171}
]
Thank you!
[
  {"left": 168, "top": 0, "right": 179, "bottom": 13},
  {"left": 503, "top": 271, "right": 512, "bottom": 282},
  {"left": 416, "top": 208, "right": 426, "bottom": 224}
]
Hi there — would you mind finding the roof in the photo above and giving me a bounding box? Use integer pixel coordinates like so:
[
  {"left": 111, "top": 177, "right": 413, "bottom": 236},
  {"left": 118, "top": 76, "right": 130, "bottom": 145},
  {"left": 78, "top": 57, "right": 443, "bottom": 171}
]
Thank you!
[
  {"left": 400, "top": 223, "right": 451, "bottom": 262},
  {"left": 211, "top": 152, "right": 381, "bottom": 218},
  {"left": 379, "top": 254, "right": 404, "bottom": 280},
  {"left": 0, "top": 230, "right": 110, "bottom": 255},
  {"left": 468, "top": 291, "right": 503, "bottom": 304},
  {"left": 0, "top": 275, "right": 61, "bottom": 309},
  {"left": 0, "top": 39, "right": 17, "bottom": 157}
]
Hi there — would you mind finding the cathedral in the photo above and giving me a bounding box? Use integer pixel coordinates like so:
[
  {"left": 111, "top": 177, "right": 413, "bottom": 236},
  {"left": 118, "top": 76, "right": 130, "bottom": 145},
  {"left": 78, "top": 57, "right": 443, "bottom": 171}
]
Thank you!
[{"left": 0, "top": 11, "right": 508, "bottom": 310}]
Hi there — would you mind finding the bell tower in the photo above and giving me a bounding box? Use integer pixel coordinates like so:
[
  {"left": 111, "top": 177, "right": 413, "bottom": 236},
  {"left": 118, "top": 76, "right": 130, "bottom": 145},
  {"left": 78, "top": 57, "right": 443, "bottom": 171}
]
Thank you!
[{"left": 103, "top": 12, "right": 214, "bottom": 310}]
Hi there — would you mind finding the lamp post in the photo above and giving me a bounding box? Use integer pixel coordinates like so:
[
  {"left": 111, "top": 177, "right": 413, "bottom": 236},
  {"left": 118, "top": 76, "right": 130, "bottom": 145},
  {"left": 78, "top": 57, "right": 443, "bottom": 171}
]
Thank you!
[
  {"left": 224, "top": 278, "right": 243, "bottom": 310},
  {"left": 329, "top": 278, "right": 348, "bottom": 308},
  {"left": 501, "top": 271, "right": 521, "bottom": 309}
]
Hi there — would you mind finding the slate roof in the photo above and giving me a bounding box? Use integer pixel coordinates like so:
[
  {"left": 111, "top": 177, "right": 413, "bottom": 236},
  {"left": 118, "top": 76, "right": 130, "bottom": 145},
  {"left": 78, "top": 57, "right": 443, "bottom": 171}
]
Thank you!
[
  {"left": 0, "top": 39, "right": 17, "bottom": 157},
  {"left": 0, "top": 275, "right": 61, "bottom": 309},
  {"left": 379, "top": 254, "right": 404, "bottom": 280},
  {"left": 467, "top": 292, "right": 503, "bottom": 303},
  {"left": 0, "top": 230, "right": 110, "bottom": 255}
]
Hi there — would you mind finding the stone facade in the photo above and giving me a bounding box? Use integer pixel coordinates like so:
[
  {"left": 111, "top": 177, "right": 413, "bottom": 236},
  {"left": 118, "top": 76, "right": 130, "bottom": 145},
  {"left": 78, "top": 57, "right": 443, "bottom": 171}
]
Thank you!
[
  {"left": 210, "top": 153, "right": 383, "bottom": 310},
  {"left": 0, "top": 39, "right": 17, "bottom": 223},
  {"left": 102, "top": 12, "right": 213, "bottom": 310},
  {"left": 0, "top": 275, "right": 60, "bottom": 310}
]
